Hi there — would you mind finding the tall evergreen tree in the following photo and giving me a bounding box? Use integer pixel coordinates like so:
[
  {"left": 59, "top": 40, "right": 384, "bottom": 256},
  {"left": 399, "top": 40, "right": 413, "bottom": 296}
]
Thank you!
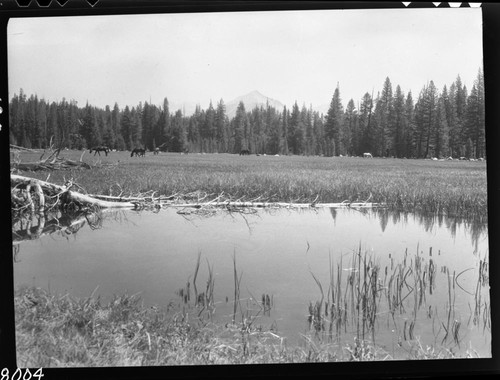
[
  {"left": 201, "top": 101, "right": 216, "bottom": 152},
  {"left": 342, "top": 99, "right": 356, "bottom": 156},
  {"left": 170, "top": 109, "right": 187, "bottom": 152},
  {"left": 120, "top": 106, "right": 133, "bottom": 150},
  {"left": 464, "top": 69, "right": 485, "bottom": 158},
  {"left": 444, "top": 83, "right": 460, "bottom": 157},
  {"left": 282, "top": 106, "right": 289, "bottom": 155},
  {"left": 266, "top": 104, "right": 282, "bottom": 155},
  {"left": 403, "top": 91, "right": 415, "bottom": 158},
  {"left": 392, "top": 86, "right": 405, "bottom": 157},
  {"left": 102, "top": 105, "right": 115, "bottom": 149},
  {"left": 130, "top": 106, "right": 143, "bottom": 148},
  {"left": 305, "top": 105, "right": 315, "bottom": 156},
  {"left": 312, "top": 111, "right": 324, "bottom": 155},
  {"left": 414, "top": 81, "right": 438, "bottom": 158},
  {"left": 288, "top": 102, "right": 305, "bottom": 154},
  {"left": 374, "top": 77, "right": 394, "bottom": 156},
  {"left": 324, "top": 84, "right": 343, "bottom": 156},
  {"left": 187, "top": 106, "right": 202, "bottom": 153},
  {"left": 232, "top": 101, "right": 247, "bottom": 153},
  {"left": 359, "top": 92, "right": 374, "bottom": 155},
  {"left": 434, "top": 95, "right": 449, "bottom": 158},
  {"left": 215, "top": 99, "right": 228, "bottom": 153}
]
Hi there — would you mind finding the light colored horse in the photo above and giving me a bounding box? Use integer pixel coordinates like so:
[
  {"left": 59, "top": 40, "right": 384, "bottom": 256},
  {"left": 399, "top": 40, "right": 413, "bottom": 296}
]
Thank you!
[{"left": 363, "top": 152, "right": 373, "bottom": 158}]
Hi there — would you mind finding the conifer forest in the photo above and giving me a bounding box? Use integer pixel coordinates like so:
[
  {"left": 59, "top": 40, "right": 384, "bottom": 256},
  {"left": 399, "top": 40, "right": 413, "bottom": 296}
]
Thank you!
[{"left": 8, "top": 70, "right": 485, "bottom": 159}]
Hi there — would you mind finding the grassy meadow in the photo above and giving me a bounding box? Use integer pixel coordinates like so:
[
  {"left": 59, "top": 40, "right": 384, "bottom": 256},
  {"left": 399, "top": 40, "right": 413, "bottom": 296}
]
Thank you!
[{"left": 12, "top": 149, "right": 488, "bottom": 222}]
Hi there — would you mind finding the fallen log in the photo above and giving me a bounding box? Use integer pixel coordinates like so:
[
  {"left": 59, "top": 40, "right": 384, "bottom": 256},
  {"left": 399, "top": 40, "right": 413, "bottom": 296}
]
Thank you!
[
  {"left": 11, "top": 174, "right": 136, "bottom": 210},
  {"left": 11, "top": 157, "right": 93, "bottom": 171},
  {"left": 169, "top": 201, "right": 385, "bottom": 209},
  {"left": 10, "top": 144, "right": 36, "bottom": 152},
  {"left": 10, "top": 148, "right": 101, "bottom": 172},
  {"left": 11, "top": 174, "right": 386, "bottom": 212}
]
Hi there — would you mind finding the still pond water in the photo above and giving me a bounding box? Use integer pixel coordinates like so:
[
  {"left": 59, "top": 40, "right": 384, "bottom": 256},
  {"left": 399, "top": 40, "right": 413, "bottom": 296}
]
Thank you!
[{"left": 13, "top": 207, "right": 490, "bottom": 358}]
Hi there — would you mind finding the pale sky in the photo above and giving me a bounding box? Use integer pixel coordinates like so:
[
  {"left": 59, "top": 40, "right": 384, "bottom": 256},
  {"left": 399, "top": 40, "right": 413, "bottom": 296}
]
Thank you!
[{"left": 7, "top": 8, "right": 483, "bottom": 112}]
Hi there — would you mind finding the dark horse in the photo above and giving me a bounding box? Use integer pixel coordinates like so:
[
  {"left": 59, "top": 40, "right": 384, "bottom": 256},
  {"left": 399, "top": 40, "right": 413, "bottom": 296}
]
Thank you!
[
  {"left": 89, "top": 146, "right": 110, "bottom": 156},
  {"left": 131, "top": 148, "right": 146, "bottom": 157},
  {"left": 240, "top": 149, "right": 250, "bottom": 156}
]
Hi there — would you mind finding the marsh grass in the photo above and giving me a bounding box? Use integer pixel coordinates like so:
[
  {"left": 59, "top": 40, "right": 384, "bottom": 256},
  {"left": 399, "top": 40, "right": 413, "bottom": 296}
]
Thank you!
[
  {"left": 12, "top": 150, "right": 488, "bottom": 222},
  {"left": 305, "top": 246, "right": 490, "bottom": 357},
  {"left": 15, "top": 244, "right": 489, "bottom": 366}
]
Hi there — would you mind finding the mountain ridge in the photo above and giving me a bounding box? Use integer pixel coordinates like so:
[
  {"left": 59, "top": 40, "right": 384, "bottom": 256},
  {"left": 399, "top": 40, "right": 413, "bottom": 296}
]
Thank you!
[
  {"left": 225, "top": 90, "right": 285, "bottom": 118},
  {"left": 170, "top": 90, "right": 328, "bottom": 117}
]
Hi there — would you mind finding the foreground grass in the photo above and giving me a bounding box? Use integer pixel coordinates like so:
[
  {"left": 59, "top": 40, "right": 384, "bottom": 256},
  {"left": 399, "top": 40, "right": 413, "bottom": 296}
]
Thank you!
[
  {"left": 12, "top": 150, "right": 488, "bottom": 222},
  {"left": 15, "top": 286, "right": 480, "bottom": 367}
]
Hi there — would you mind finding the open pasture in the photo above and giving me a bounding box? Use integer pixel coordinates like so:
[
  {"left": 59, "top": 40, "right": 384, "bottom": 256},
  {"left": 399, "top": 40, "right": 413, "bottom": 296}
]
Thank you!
[{"left": 13, "top": 150, "right": 488, "bottom": 222}]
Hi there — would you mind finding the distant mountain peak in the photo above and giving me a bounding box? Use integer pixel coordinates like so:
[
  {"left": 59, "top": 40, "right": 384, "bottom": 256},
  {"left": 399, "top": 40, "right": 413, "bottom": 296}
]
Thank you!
[
  {"left": 226, "top": 90, "right": 284, "bottom": 117},
  {"left": 239, "top": 90, "right": 275, "bottom": 101}
]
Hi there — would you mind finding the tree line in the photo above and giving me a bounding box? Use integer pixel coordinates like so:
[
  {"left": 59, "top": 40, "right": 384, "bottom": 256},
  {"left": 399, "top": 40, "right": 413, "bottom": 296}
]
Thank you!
[{"left": 8, "top": 69, "right": 485, "bottom": 159}]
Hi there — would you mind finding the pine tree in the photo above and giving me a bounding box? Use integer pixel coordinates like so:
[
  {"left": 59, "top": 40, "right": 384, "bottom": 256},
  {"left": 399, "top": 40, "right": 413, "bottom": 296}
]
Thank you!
[
  {"left": 414, "top": 81, "right": 438, "bottom": 158},
  {"left": 111, "top": 103, "right": 124, "bottom": 150},
  {"left": 171, "top": 109, "right": 187, "bottom": 152},
  {"left": 444, "top": 83, "right": 460, "bottom": 157},
  {"left": 266, "top": 104, "right": 282, "bottom": 155},
  {"left": 342, "top": 99, "right": 356, "bottom": 156},
  {"left": 187, "top": 106, "right": 202, "bottom": 153},
  {"left": 312, "top": 111, "right": 324, "bottom": 155},
  {"left": 324, "top": 84, "right": 343, "bottom": 156},
  {"left": 121, "top": 106, "right": 133, "bottom": 150},
  {"left": 455, "top": 75, "right": 468, "bottom": 155},
  {"left": 130, "top": 106, "right": 143, "bottom": 148},
  {"left": 359, "top": 92, "right": 374, "bottom": 155},
  {"left": 232, "top": 101, "right": 247, "bottom": 153},
  {"left": 288, "top": 102, "right": 305, "bottom": 155},
  {"left": 158, "top": 98, "right": 171, "bottom": 147},
  {"left": 305, "top": 105, "right": 315, "bottom": 156},
  {"left": 101, "top": 105, "right": 115, "bottom": 149},
  {"left": 403, "top": 91, "right": 415, "bottom": 158},
  {"left": 282, "top": 106, "right": 289, "bottom": 155},
  {"left": 47, "top": 102, "right": 59, "bottom": 148},
  {"left": 215, "top": 99, "right": 228, "bottom": 153},
  {"left": 374, "top": 77, "right": 394, "bottom": 156},
  {"left": 201, "top": 101, "right": 216, "bottom": 152},
  {"left": 434, "top": 94, "right": 449, "bottom": 158},
  {"left": 141, "top": 102, "right": 158, "bottom": 150},
  {"left": 392, "top": 85, "right": 405, "bottom": 157},
  {"left": 464, "top": 69, "right": 485, "bottom": 158}
]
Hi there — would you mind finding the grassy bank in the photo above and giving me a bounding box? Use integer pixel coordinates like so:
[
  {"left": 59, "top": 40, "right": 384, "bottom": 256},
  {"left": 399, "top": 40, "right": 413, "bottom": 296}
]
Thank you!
[
  {"left": 15, "top": 285, "right": 479, "bottom": 367},
  {"left": 12, "top": 150, "right": 488, "bottom": 222}
]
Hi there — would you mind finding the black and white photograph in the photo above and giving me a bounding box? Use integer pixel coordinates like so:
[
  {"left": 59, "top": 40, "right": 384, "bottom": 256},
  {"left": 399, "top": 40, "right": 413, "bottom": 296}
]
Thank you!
[{"left": 3, "top": 1, "right": 493, "bottom": 372}]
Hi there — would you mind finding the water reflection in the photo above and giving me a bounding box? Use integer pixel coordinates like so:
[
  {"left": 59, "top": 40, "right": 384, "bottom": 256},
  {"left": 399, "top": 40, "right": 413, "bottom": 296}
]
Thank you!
[
  {"left": 12, "top": 207, "right": 488, "bottom": 255},
  {"left": 328, "top": 208, "right": 487, "bottom": 254},
  {"left": 12, "top": 206, "right": 490, "bottom": 358}
]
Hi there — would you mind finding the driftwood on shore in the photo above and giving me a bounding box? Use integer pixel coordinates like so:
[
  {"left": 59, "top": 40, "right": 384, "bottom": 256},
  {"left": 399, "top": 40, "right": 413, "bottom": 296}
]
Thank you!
[
  {"left": 11, "top": 174, "right": 386, "bottom": 214},
  {"left": 11, "top": 175, "right": 137, "bottom": 211},
  {"left": 10, "top": 146, "right": 93, "bottom": 172}
]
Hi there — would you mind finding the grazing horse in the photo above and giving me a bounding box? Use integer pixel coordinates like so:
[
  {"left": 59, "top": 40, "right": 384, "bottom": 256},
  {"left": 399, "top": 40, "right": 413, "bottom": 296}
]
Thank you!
[
  {"left": 363, "top": 152, "right": 373, "bottom": 158},
  {"left": 153, "top": 148, "right": 160, "bottom": 155},
  {"left": 131, "top": 148, "right": 146, "bottom": 157},
  {"left": 89, "top": 145, "right": 110, "bottom": 156},
  {"left": 240, "top": 149, "right": 250, "bottom": 156}
]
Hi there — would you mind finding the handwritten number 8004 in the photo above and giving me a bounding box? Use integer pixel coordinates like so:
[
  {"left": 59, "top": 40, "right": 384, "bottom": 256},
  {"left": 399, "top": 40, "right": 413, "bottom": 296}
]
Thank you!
[{"left": 1, "top": 368, "right": 44, "bottom": 380}]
